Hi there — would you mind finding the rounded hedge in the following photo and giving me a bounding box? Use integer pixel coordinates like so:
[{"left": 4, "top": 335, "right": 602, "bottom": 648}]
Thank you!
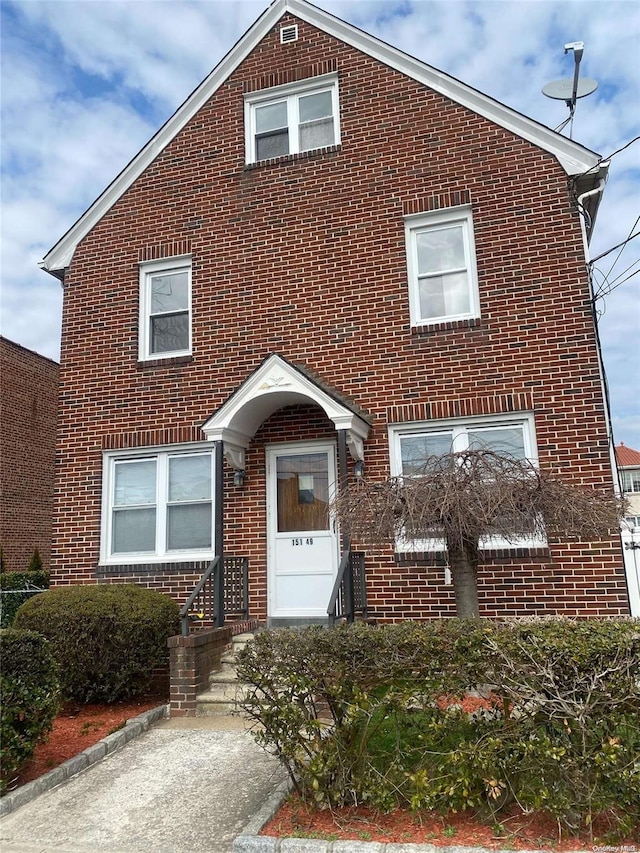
[
  {"left": 14, "top": 584, "right": 180, "bottom": 703},
  {"left": 1, "top": 628, "right": 61, "bottom": 793}
]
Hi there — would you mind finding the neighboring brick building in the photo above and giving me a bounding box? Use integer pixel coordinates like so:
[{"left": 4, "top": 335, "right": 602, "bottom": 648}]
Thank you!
[
  {"left": 39, "top": 0, "right": 629, "bottom": 622},
  {"left": 0, "top": 337, "right": 59, "bottom": 572}
]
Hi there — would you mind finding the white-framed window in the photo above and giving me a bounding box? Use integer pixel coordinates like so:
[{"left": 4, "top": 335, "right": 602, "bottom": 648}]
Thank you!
[
  {"left": 622, "top": 469, "right": 640, "bottom": 493},
  {"left": 623, "top": 516, "right": 640, "bottom": 531},
  {"left": 245, "top": 74, "right": 340, "bottom": 164},
  {"left": 101, "top": 445, "right": 214, "bottom": 564},
  {"left": 388, "top": 413, "right": 542, "bottom": 551},
  {"left": 405, "top": 206, "right": 480, "bottom": 326},
  {"left": 139, "top": 256, "right": 192, "bottom": 360}
]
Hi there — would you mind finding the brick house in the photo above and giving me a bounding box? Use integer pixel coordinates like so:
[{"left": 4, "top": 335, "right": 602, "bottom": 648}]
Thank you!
[
  {"left": 40, "top": 0, "right": 630, "bottom": 625},
  {"left": 0, "top": 337, "right": 59, "bottom": 573}
]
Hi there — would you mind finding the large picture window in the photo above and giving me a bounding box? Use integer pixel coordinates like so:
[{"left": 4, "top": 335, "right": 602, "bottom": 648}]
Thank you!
[
  {"left": 102, "top": 446, "right": 213, "bottom": 563},
  {"left": 245, "top": 75, "right": 339, "bottom": 164},
  {"left": 405, "top": 206, "right": 480, "bottom": 326},
  {"left": 389, "top": 414, "right": 541, "bottom": 551},
  {"left": 139, "top": 256, "right": 191, "bottom": 360}
]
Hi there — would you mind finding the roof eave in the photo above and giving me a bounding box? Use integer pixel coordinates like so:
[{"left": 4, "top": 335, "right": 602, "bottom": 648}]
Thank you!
[{"left": 39, "top": 0, "right": 604, "bottom": 277}]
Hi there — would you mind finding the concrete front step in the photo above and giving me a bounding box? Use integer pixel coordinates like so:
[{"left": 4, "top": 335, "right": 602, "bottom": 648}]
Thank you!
[{"left": 195, "top": 630, "right": 254, "bottom": 717}]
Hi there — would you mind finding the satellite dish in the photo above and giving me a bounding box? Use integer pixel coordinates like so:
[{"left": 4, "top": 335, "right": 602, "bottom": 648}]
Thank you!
[
  {"left": 542, "top": 42, "right": 598, "bottom": 137},
  {"left": 543, "top": 77, "right": 598, "bottom": 102}
]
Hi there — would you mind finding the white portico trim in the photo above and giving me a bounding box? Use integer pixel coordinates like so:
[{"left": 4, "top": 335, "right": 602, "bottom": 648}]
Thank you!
[{"left": 201, "top": 354, "right": 370, "bottom": 471}]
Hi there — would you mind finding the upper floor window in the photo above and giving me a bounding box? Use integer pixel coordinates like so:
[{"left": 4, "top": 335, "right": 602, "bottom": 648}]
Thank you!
[
  {"left": 622, "top": 469, "right": 640, "bottom": 493},
  {"left": 405, "top": 206, "right": 479, "bottom": 326},
  {"left": 139, "top": 256, "right": 191, "bottom": 361},
  {"left": 101, "top": 446, "right": 214, "bottom": 564},
  {"left": 245, "top": 75, "right": 340, "bottom": 164}
]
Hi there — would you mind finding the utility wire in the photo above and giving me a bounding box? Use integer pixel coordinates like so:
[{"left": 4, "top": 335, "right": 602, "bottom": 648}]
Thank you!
[
  {"left": 603, "top": 215, "right": 640, "bottom": 282},
  {"left": 590, "top": 230, "right": 640, "bottom": 264}
]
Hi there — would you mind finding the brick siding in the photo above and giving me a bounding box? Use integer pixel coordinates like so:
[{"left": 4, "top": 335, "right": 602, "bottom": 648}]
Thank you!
[
  {"left": 0, "top": 337, "right": 59, "bottom": 572},
  {"left": 50, "top": 13, "right": 629, "bottom": 619}
]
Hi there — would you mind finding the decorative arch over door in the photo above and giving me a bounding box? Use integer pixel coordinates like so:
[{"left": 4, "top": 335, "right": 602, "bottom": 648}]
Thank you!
[{"left": 201, "top": 353, "right": 370, "bottom": 471}]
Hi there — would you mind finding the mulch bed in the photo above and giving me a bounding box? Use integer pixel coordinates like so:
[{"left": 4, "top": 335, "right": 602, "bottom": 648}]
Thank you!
[{"left": 262, "top": 794, "right": 638, "bottom": 849}]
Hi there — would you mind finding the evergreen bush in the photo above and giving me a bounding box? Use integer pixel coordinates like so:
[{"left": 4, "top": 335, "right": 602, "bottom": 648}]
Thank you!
[
  {"left": 15, "top": 584, "right": 180, "bottom": 703},
  {"left": 0, "top": 628, "right": 60, "bottom": 793},
  {"left": 237, "top": 619, "right": 640, "bottom": 838}
]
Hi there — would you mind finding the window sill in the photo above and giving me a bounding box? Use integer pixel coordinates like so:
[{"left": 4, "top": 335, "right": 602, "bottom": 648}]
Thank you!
[
  {"left": 97, "top": 558, "right": 212, "bottom": 577},
  {"left": 244, "top": 144, "right": 341, "bottom": 170},
  {"left": 395, "top": 546, "right": 550, "bottom": 566},
  {"left": 410, "top": 317, "right": 483, "bottom": 336},
  {"left": 137, "top": 355, "right": 193, "bottom": 369}
]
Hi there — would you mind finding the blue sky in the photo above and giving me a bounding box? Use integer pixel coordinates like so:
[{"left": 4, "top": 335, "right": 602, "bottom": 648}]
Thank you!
[{"left": 1, "top": 0, "right": 639, "bottom": 446}]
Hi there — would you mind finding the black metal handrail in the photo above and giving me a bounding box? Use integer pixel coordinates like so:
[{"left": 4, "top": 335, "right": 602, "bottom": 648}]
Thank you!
[
  {"left": 327, "top": 549, "right": 367, "bottom": 626},
  {"left": 181, "top": 556, "right": 220, "bottom": 636},
  {"left": 180, "top": 556, "right": 249, "bottom": 636}
]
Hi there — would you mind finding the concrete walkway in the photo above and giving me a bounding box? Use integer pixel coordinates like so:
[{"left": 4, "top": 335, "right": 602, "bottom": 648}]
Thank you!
[{"left": 0, "top": 713, "right": 288, "bottom": 853}]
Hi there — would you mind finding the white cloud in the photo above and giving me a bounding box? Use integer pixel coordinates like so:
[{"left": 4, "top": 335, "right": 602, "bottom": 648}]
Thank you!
[{"left": 1, "top": 0, "right": 639, "bottom": 446}]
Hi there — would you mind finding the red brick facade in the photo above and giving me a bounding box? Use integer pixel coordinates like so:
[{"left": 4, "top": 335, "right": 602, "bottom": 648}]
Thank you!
[
  {"left": 0, "top": 337, "right": 59, "bottom": 572},
  {"left": 48, "top": 7, "right": 629, "bottom": 619}
]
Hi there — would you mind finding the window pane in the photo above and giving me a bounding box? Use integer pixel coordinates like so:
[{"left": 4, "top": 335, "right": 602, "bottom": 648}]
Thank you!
[
  {"left": 417, "top": 225, "right": 466, "bottom": 274},
  {"left": 419, "top": 272, "right": 469, "bottom": 319},
  {"left": 112, "top": 507, "right": 156, "bottom": 552},
  {"left": 299, "top": 118, "right": 334, "bottom": 151},
  {"left": 622, "top": 470, "right": 640, "bottom": 492},
  {"left": 114, "top": 460, "right": 156, "bottom": 506},
  {"left": 256, "top": 130, "right": 289, "bottom": 160},
  {"left": 151, "top": 271, "right": 188, "bottom": 314},
  {"left": 276, "top": 453, "right": 329, "bottom": 532},
  {"left": 401, "top": 432, "right": 454, "bottom": 474},
  {"left": 151, "top": 312, "right": 189, "bottom": 354},
  {"left": 299, "top": 90, "right": 332, "bottom": 122},
  {"left": 167, "top": 503, "right": 212, "bottom": 550},
  {"left": 169, "top": 455, "right": 211, "bottom": 502},
  {"left": 256, "top": 101, "right": 287, "bottom": 133},
  {"left": 467, "top": 427, "right": 525, "bottom": 458}
]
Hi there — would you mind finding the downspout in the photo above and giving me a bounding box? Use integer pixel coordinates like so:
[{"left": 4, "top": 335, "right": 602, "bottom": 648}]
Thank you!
[{"left": 576, "top": 176, "right": 606, "bottom": 255}]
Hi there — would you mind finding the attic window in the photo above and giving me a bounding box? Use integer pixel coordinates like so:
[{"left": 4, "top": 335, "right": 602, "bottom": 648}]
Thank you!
[
  {"left": 280, "top": 24, "right": 298, "bottom": 44},
  {"left": 245, "top": 74, "right": 340, "bottom": 164}
]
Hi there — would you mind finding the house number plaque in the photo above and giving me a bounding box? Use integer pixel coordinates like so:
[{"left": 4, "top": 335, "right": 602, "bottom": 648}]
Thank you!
[{"left": 291, "top": 537, "right": 314, "bottom": 546}]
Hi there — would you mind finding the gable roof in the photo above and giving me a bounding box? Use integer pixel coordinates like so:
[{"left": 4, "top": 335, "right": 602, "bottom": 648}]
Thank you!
[
  {"left": 40, "top": 0, "right": 608, "bottom": 280},
  {"left": 616, "top": 443, "right": 640, "bottom": 467}
]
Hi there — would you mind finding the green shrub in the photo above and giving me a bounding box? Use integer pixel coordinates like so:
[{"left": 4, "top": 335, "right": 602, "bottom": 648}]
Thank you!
[
  {"left": 0, "top": 570, "right": 49, "bottom": 628},
  {"left": 14, "top": 584, "right": 180, "bottom": 703},
  {"left": 237, "top": 619, "right": 640, "bottom": 838},
  {"left": 0, "top": 628, "right": 61, "bottom": 793},
  {"left": 28, "top": 548, "right": 43, "bottom": 572}
]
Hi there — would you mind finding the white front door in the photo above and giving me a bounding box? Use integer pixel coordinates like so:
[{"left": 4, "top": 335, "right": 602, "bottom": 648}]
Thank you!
[{"left": 267, "top": 442, "right": 338, "bottom": 620}]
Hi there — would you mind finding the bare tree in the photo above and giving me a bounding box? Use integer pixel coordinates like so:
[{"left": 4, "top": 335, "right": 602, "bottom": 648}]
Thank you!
[{"left": 332, "top": 451, "right": 624, "bottom": 618}]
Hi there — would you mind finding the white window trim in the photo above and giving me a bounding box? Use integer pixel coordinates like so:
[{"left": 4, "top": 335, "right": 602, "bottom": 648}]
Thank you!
[
  {"left": 388, "top": 413, "right": 545, "bottom": 552},
  {"left": 622, "top": 468, "right": 640, "bottom": 493},
  {"left": 244, "top": 73, "right": 340, "bottom": 164},
  {"left": 404, "top": 205, "right": 480, "bottom": 327},
  {"left": 138, "top": 255, "right": 192, "bottom": 361},
  {"left": 100, "top": 443, "right": 215, "bottom": 566}
]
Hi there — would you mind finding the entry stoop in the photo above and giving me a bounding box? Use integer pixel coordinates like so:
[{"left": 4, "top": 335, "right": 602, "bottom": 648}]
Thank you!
[{"left": 195, "top": 632, "right": 254, "bottom": 717}]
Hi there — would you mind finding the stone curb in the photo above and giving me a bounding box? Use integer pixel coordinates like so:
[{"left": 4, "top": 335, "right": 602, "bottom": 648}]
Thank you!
[
  {"left": 236, "top": 838, "right": 593, "bottom": 853},
  {"left": 0, "top": 704, "right": 169, "bottom": 817}
]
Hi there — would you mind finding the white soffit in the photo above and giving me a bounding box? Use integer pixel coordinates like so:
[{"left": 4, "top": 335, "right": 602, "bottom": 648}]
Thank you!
[
  {"left": 40, "top": 0, "right": 603, "bottom": 276},
  {"left": 202, "top": 354, "right": 370, "bottom": 450}
]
